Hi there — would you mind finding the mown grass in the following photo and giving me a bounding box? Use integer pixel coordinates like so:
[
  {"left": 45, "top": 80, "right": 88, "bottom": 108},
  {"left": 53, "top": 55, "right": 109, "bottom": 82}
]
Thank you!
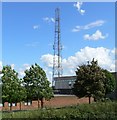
[{"left": 2, "top": 101, "right": 117, "bottom": 120}]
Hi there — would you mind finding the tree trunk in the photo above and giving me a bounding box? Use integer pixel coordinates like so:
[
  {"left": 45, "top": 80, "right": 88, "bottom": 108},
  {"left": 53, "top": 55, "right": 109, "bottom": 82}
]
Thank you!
[
  {"left": 94, "top": 97, "right": 96, "bottom": 102},
  {"left": 20, "top": 102, "right": 21, "bottom": 110},
  {"left": 89, "top": 96, "right": 91, "bottom": 104},
  {"left": 38, "top": 98, "right": 40, "bottom": 108},
  {"left": 40, "top": 98, "right": 43, "bottom": 108},
  {"left": 10, "top": 103, "right": 12, "bottom": 111},
  {"left": 27, "top": 99, "right": 28, "bottom": 105}
]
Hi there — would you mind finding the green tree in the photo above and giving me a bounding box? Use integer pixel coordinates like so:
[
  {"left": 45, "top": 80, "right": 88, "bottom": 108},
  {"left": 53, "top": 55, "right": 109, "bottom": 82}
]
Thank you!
[
  {"left": 73, "top": 59, "right": 106, "bottom": 104},
  {"left": 103, "top": 69, "right": 116, "bottom": 98},
  {"left": 23, "top": 63, "right": 53, "bottom": 108},
  {"left": 16, "top": 79, "right": 27, "bottom": 110},
  {"left": 1, "top": 65, "right": 25, "bottom": 111}
]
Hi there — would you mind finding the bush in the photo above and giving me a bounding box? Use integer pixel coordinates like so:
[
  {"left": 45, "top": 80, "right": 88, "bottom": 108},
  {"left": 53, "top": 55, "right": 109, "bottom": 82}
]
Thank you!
[{"left": 2, "top": 101, "right": 117, "bottom": 119}]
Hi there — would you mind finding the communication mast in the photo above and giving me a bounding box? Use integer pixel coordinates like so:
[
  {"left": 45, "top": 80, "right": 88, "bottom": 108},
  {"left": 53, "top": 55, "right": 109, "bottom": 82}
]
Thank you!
[{"left": 52, "top": 8, "right": 62, "bottom": 86}]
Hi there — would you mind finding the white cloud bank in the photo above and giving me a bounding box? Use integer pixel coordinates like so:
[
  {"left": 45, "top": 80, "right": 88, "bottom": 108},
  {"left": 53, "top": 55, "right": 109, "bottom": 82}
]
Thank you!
[
  {"left": 41, "top": 47, "right": 115, "bottom": 80},
  {"left": 84, "top": 30, "right": 108, "bottom": 40},
  {"left": 74, "top": 2, "right": 85, "bottom": 15},
  {"left": 72, "top": 20, "right": 105, "bottom": 32},
  {"left": 2, "top": 46, "right": 115, "bottom": 84}
]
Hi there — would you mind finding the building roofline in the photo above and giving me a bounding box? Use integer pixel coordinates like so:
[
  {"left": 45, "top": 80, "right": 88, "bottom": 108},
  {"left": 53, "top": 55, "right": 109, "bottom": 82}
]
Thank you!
[
  {"left": 53, "top": 72, "right": 117, "bottom": 80},
  {"left": 53, "top": 76, "right": 77, "bottom": 80}
]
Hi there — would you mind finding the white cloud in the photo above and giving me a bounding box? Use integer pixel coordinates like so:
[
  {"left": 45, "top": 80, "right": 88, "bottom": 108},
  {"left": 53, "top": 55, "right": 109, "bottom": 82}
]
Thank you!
[
  {"left": 18, "top": 64, "right": 31, "bottom": 78},
  {"left": 0, "top": 61, "right": 2, "bottom": 71},
  {"left": 111, "top": 49, "right": 115, "bottom": 54},
  {"left": 84, "top": 30, "right": 108, "bottom": 40},
  {"left": 11, "top": 64, "right": 15, "bottom": 69},
  {"left": 23, "top": 64, "right": 30, "bottom": 70},
  {"left": 43, "top": 67, "right": 53, "bottom": 85},
  {"left": 74, "top": 47, "right": 115, "bottom": 71},
  {"left": 41, "top": 54, "right": 53, "bottom": 68},
  {"left": 51, "top": 18, "right": 55, "bottom": 23},
  {"left": 72, "top": 20, "right": 105, "bottom": 32},
  {"left": 115, "top": 48, "right": 117, "bottom": 56},
  {"left": 43, "top": 17, "right": 55, "bottom": 23},
  {"left": 41, "top": 47, "right": 115, "bottom": 78},
  {"left": 74, "top": 2, "right": 85, "bottom": 15},
  {"left": 41, "top": 54, "right": 63, "bottom": 69},
  {"left": 111, "top": 48, "right": 117, "bottom": 56},
  {"left": 116, "top": 49, "right": 117, "bottom": 55},
  {"left": 33, "top": 25, "right": 39, "bottom": 30},
  {"left": 19, "top": 69, "right": 25, "bottom": 78}
]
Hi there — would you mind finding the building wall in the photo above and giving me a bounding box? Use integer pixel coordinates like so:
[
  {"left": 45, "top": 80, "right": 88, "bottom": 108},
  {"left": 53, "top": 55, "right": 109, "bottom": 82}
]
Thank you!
[{"left": 1, "top": 96, "right": 93, "bottom": 111}]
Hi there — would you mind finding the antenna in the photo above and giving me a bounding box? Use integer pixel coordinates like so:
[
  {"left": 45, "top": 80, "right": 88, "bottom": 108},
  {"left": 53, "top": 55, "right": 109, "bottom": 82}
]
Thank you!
[{"left": 52, "top": 8, "right": 62, "bottom": 86}]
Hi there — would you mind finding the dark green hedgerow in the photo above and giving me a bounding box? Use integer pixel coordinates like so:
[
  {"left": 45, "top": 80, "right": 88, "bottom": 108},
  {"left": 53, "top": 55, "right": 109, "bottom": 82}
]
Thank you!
[{"left": 2, "top": 101, "right": 117, "bottom": 120}]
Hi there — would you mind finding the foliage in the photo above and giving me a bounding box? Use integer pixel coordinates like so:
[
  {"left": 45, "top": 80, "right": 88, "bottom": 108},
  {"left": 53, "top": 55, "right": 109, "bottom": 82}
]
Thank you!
[
  {"left": 2, "top": 101, "right": 117, "bottom": 119},
  {"left": 1, "top": 65, "right": 26, "bottom": 110},
  {"left": 73, "top": 58, "right": 106, "bottom": 103},
  {"left": 23, "top": 63, "right": 53, "bottom": 108},
  {"left": 102, "top": 69, "right": 116, "bottom": 96}
]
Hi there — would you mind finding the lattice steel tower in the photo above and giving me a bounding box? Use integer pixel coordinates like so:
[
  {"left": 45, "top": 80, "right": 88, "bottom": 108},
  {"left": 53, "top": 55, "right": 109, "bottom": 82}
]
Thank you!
[{"left": 52, "top": 8, "right": 62, "bottom": 86}]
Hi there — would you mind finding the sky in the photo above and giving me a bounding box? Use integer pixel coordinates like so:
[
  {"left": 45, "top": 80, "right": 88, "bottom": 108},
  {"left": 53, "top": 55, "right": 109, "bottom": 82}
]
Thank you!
[{"left": 1, "top": 2, "right": 116, "bottom": 83}]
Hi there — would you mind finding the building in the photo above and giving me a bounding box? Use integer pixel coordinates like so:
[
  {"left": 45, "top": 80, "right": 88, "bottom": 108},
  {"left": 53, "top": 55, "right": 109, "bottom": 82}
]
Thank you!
[
  {"left": 54, "top": 72, "right": 117, "bottom": 99},
  {"left": 54, "top": 76, "right": 76, "bottom": 94}
]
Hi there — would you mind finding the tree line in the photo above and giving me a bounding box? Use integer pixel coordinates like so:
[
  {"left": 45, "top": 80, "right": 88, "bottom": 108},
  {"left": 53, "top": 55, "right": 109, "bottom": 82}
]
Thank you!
[
  {"left": 1, "top": 63, "right": 53, "bottom": 111},
  {"left": 1, "top": 59, "right": 116, "bottom": 111}
]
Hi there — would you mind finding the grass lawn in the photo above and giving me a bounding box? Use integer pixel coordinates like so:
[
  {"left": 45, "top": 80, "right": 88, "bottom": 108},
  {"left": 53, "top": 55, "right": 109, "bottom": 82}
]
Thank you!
[{"left": 2, "top": 101, "right": 117, "bottom": 120}]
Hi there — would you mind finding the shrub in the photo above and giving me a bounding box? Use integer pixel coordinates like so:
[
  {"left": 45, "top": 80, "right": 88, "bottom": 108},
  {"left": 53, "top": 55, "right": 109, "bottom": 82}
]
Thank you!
[{"left": 2, "top": 101, "right": 117, "bottom": 119}]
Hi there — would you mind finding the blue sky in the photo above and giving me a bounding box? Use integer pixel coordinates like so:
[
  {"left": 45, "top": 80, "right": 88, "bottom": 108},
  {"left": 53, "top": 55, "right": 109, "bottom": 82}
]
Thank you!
[{"left": 2, "top": 2, "right": 116, "bottom": 82}]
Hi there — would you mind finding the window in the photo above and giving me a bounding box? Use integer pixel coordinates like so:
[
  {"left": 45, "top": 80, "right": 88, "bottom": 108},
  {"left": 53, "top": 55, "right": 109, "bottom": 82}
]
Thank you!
[
  {"left": 28, "top": 101, "right": 32, "bottom": 105},
  {"left": 24, "top": 102, "right": 27, "bottom": 106},
  {"left": 12, "top": 103, "right": 17, "bottom": 106},
  {"left": 8, "top": 103, "right": 17, "bottom": 107},
  {"left": 8, "top": 103, "right": 11, "bottom": 107},
  {"left": 0, "top": 103, "right": 2, "bottom": 107},
  {"left": 24, "top": 100, "right": 32, "bottom": 106}
]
